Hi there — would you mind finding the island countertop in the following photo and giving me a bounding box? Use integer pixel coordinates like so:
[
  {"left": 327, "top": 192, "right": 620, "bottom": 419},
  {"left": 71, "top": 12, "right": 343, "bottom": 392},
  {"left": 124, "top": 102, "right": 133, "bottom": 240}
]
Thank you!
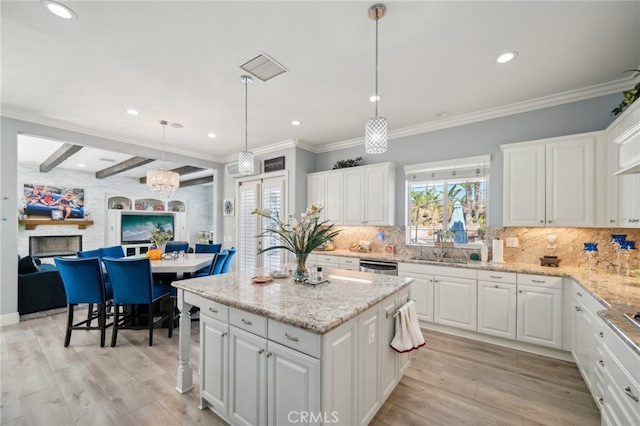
[{"left": 172, "top": 268, "right": 413, "bottom": 334}]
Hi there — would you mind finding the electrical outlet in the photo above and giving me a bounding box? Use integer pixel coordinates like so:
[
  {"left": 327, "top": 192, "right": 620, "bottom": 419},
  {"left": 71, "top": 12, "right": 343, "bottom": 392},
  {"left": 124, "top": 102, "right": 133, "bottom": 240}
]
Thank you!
[
  {"left": 547, "top": 235, "right": 557, "bottom": 249},
  {"left": 506, "top": 237, "right": 519, "bottom": 247}
]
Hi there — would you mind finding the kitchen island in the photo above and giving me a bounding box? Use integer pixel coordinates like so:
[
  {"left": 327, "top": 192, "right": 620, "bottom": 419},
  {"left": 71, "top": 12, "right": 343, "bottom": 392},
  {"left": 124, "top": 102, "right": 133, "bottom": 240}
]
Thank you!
[{"left": 172, "top": 268, "right": 413, "bottom": 426}]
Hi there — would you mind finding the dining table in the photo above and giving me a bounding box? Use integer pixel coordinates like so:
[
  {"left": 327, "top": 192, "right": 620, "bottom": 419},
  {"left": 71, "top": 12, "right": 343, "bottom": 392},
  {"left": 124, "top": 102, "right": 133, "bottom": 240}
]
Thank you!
[{"left": 148, "top": 253, "right": 215, "bottom": 280}]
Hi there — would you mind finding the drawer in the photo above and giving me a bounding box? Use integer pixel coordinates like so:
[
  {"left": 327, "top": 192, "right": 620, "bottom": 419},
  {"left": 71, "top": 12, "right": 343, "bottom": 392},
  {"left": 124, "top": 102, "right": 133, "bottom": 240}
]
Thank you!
[
  {"left": 229, "top": 307, "right": 268, "bottom": 337},
  {"left": 339, "top": 257, "right": 359, "bottom": 267},
  {"left": 398, "top": 263, "right": 477, "bottom": 280},
  {"left": 603, "top": 363, "right": 640, "bottom": 422},
  {"left": 603, "top": 324, "right": 640, "bottom": 384},
  {"left": 198, "top": 298, "right": 229, "bottom": 323},
  {"left": 315, "top": 255, "right": 340, "bottom": 265},
  {"left": 601, "top": 343, "right": 640, "bottom": 417},
  {"left": 268, "top": 319, "right": 321, "bottom": 358},
  {"left": 477, "top": 270, "right": 517, "bottom": 284},
  {"left": 572, "top": 281, "right": 607, "bottom": 313},
  {"left": 516, "top": 274, "right": 562, "bottom": 289}
]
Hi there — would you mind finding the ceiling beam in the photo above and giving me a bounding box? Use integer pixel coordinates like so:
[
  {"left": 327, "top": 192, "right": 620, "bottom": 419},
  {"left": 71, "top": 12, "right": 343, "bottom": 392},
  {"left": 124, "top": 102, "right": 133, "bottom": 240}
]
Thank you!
[
  {"left": 139, "top": 165, "right": 206, "bottom": 184},
  {"left": 95, "top": 156, "right": 154, "bottom": 179},
  {"left": 39, "top": 143, "right": 83, "bottom": 172},
  {"left": 179, "top": 175, "right": 214, "bottom": 188}
]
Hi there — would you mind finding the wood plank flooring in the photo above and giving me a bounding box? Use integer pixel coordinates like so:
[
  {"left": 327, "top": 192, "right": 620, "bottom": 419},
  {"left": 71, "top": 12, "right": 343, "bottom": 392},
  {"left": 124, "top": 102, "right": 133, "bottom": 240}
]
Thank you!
[{"left": 1, "top": 309, "right": 600, "bottom": 425}]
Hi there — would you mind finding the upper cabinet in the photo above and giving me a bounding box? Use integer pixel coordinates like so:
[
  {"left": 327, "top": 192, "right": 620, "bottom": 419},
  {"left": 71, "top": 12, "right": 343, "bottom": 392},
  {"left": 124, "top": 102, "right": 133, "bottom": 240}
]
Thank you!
[
  {"left": 307, "top": 163, "right": 396, "bottom": 226},
  {"left": 611, "top": 100, "right": 640, "bottom": 175},
  {"left": 502, "top": 134, "right": 595, "bottom": 227}
]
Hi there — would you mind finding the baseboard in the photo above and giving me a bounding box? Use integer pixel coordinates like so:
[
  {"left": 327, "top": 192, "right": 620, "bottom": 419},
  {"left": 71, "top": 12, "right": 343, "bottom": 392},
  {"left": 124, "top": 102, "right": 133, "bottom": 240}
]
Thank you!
[
  {"left": 420, "top": 321, "right": 574, "bottom": 363},
  {"left": 0, "top": 312, "right": 20, "bottom": 327}
]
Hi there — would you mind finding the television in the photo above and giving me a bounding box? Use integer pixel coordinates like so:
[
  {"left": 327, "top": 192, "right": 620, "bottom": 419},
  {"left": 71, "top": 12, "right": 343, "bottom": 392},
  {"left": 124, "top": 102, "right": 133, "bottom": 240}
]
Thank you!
[{"left": 120, "top": 213, "right": 175, "bottom": 244}]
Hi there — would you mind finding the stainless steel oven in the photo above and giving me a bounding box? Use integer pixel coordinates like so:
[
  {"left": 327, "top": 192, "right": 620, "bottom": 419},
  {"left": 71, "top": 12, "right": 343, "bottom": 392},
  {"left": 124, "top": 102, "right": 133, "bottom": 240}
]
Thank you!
[{"left": 359, "top": 259, "right": 398, "bottom": 275}]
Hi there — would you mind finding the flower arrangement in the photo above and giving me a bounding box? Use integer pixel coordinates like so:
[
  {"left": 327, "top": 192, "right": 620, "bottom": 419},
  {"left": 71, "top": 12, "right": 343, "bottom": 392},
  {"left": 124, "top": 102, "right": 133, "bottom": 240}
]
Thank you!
[
  {"left": 252, "top": 204, "right": 341, "bottom": 280},
  {"left": 150, "top": 227, "right": 173, "bottom": 250}
]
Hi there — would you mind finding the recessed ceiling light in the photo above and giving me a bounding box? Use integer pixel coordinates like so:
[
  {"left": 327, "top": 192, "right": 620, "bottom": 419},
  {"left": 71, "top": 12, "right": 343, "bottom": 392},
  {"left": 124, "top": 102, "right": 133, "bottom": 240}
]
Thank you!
[
  {"left": 369, "top": 95, "right": 381, "bottom": 103},
  {"left": 207, "top": 133, "right": 216, "bottom": 138},
  {"left": 436, "top": 112, "right": 449, "bottom": 118},
  {"left": 41, "top": 1, "right": 77, "bottom": 20},
  {"left": 496, "top": 51, "right": 518, "bottom": 64},
  {"left": 126, "top": 109, "right": 139, "bottom": 115},
  {"left": 291, "top": 120, "right": 301, "bottom": 126},
  {"left": 77, "top": 163, "right": 85, "bottom": 168}
]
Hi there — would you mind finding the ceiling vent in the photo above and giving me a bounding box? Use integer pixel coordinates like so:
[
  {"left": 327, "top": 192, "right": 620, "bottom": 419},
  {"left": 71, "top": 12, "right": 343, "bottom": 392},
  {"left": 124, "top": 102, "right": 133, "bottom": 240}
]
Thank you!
[{"left": 240, "top": 53, "right": 288, "bottom": 82}]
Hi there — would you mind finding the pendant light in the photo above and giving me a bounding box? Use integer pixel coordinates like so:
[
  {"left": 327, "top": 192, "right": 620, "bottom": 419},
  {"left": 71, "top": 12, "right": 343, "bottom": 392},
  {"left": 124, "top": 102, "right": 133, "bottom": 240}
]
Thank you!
[
  {"left": 146, "top": 120, "right": 179, "bottom": 195},
  {"left": 365, "top": 3, "right": 388, "bottom": 154},
  {"left": 238, "top": 75, "right": 254, "bottom": 175}
]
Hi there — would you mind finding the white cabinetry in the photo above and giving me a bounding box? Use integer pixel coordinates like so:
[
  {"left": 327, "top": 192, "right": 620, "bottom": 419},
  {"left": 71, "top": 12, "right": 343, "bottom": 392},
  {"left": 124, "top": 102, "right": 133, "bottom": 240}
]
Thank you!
[
  {"left": 516, "top": 274, "right": 563, "bottom": 349},
  {"left": 611, "top": 99, "right": 640, "bottom": 175},
  {"left": 477, "top": 270, "right": 517, "bottom": 340},
  {"left": 600, "top": 317, "right": 640, "bottom": 425},
  {"left": 357, "top": 304, "right": 381, "bottom": 425},
  {"left": 307, "top": 172, "right": 343, "bottom": 224},
  {"left": 399, "top": 263, "right": 476, "bottom": 330},
  {"left": 308, "top": 254, "right": 360, "bottom": 272},
  {"left": 343, "top": 163, "right": 396, "bottom": 225},
  {"left": 200, "top": 313, "right": 229, "bottom": 416},
  {"left": 570, "top": 281, "right": 606, "bottom": 400},
  {"left": 502, "top": 135, "right": 595, "bottom": 227}
]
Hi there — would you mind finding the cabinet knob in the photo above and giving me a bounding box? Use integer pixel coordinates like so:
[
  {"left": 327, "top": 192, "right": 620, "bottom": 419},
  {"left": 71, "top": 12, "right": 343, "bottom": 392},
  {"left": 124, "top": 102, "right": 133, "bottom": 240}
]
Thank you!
[
  {"left": 548, "top": 220, "right": 552, "bottom": 223},
  {"left": 540, "top": 220, "right": 544, "bottom": 224},
  {"left": 221, "top": 332, "right": 227, "bottom": 337},
  {"left": 265, "top": 351, "right": 273, "bottom": 358},
  {"left": 209, "top": 307, "right": 218, "bottom": 313},
  {"left": 241, "top": 318, "right": 253, "bottom": 325},
  {"left": 518, "top": 290, "right": 524, "bottom": 293},
  {"left": 598, "top": 360, "right": 604, "bottom": 367},
  {"left": 494, "top": 285, "right": 499, "bottom": 288},
  {"left": 624, "top": 387, "right": 639, "bottom": 402},
  {"left": 599, "top": 397, "right": 603, "bottom": 405},
  {"left": 576, "top": 292, "right": 582, "bottom": 297},
  {"left": 610, "top": 219, "right": 616, "bottom": 223},
  {"left": 599, "top": 332, "right": 604, "bottom": 338},
  {"left": 532, "top": 279, "right": 546, "bottom": 283},
  {"left": 258, "top": 348, "right": 264, "bottom": 354},
  {"left": 490, "top": 275, "right": 502, "bottom": 279}
]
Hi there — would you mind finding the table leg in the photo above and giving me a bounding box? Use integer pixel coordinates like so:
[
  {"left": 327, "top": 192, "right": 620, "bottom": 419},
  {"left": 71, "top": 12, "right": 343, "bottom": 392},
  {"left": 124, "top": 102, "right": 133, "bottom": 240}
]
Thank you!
[{"left": 175, "top": 289, "right": 194, "bottom": 393}]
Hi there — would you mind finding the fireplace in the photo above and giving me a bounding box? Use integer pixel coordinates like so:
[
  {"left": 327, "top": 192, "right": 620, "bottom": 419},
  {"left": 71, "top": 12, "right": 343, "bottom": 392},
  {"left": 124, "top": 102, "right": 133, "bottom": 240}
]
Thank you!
[{"left": 29, "top": 235, "right": 82, "bottom": 258}]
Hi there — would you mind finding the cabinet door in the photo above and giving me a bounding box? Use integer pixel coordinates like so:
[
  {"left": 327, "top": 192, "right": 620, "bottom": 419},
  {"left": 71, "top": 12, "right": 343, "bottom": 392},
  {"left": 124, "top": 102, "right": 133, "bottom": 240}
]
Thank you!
[
  {"left": 343, "top": 169, "right": 365, "bottom": 225},
  {"left": 267, "top": 341, "right": 320, "bottom": 426},
  {"left": 545, "top": 137, "right": 595, "bottom": 227},
  {"left": 503, "top": 144, "right": 546, "bottom": 226},
  {"left": 307, "top": 174, "right": 324, "bottom": 216},
  {"left": 434, "top": 276, "right": 477, "bottom": 331},
  {"left": 617, "top": 174, "right": 640, "bottom": 227},
  {"left": 229, "top": 327, "right": 267, "bottom": 426},
  {"left": 379, "top": 297, "right": 398, "bottom": 401},
  {"left": 477, "top": 281, "right": 516, "bottom": 340},
  {"left": 516, "top": 285, "right": 562, "bottom": 349},
  {"left": 363, "top": 166, "right": 388, "bottom": 225},
  {"left": 324, "top": 172, "right": 344, "bottom": 224},
  {"left": 411, "top": 275, "right": 434, "bottom": 322},
  {"left": 357, "top": 306, "right": 381, "bottom": 425},
  {"left": 200, "top": 315, "right": 229, "bottom": 415}
]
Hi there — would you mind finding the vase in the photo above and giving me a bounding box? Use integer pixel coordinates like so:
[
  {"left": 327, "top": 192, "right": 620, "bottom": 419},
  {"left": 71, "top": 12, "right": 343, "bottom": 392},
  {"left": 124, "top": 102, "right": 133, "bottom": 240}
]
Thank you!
[
  {"left": 156, "top": 242, "right": 167, "bottom": 254},
  {"left": 293, "top": 254, "right": 310, "bottom": 282}
]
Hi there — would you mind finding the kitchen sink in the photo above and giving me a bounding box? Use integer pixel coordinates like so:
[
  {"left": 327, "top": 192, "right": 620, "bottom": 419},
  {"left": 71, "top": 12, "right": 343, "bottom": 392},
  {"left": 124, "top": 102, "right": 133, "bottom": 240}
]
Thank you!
[{"left": 409, "top": 257, "right": 469, "bottom": 265}]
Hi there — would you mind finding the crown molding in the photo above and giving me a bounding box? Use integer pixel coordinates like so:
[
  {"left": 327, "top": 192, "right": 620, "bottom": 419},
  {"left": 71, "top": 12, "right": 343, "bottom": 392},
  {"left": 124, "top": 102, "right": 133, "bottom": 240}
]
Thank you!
[{"left": 314, "top": 77, "right": 634, "bottom": 153}]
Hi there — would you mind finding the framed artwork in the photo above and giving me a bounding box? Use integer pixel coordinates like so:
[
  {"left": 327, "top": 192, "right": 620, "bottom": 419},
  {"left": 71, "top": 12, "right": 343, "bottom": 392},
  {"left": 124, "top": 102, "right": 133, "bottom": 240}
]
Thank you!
[
  {"left": 22, "top": 184, "right": 85, "bottom": 218},
  {"left": 223, "top": 199, "right": 234, "bottom": 216}
]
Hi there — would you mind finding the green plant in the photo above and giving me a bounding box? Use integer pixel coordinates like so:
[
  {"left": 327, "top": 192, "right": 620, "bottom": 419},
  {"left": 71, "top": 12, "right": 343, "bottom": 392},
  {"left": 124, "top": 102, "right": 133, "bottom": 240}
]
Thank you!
[
  {"left": 332, "top": 157, "right": 363, "bottom": 169},
  {"left": 150, "top": 228, "right": 173, "bottom": 247},
  {"left": 611, "top": 69, "right": 640, "bottom": 116}
]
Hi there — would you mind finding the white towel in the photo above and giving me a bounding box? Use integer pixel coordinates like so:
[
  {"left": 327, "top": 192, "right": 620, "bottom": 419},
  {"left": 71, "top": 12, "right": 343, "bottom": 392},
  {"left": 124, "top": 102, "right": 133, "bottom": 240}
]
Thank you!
[{"left": 390, "top": 300, "right": 426, "bottom": 353}]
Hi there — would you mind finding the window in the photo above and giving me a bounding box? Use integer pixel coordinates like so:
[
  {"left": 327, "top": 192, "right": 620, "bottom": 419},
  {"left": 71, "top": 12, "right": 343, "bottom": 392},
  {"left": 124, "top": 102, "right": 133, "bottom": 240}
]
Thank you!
[{"left": 405, "top": 155, "right": 489, "bottom": 246}]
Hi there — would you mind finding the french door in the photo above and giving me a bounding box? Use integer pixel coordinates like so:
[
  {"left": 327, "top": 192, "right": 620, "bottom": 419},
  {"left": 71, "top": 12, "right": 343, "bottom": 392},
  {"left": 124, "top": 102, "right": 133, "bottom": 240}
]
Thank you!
[{"left": 238, "top": 176, "right": 287, "bottom": 272}]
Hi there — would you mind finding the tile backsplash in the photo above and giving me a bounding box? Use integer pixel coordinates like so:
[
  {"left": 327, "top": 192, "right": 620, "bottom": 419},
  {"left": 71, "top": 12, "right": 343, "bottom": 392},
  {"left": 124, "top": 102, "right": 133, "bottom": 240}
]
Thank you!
[{"left": 329, "top": 225, "right": 640, "bottom": 271}]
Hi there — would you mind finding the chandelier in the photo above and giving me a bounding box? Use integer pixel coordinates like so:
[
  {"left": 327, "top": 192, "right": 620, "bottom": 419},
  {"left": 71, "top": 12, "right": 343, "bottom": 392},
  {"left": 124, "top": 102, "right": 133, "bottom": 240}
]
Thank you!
[
  {"left": 365, "top": 3, "right": 388, "bottom": 154},
  {"left": 238, "top": 75, "right": 255, "bottom": 175},
  {"left": 146, "top": 120, "right": 179, "bottom": 195}
]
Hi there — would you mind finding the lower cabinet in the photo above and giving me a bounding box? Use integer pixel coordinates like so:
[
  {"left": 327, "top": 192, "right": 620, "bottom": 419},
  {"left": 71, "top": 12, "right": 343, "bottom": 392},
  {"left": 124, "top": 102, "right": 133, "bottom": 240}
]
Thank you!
[
  {"left": 434, "top": 275, "right": 477, "bottom": 331},
  {"left": 477, "top": 271, "right": 517, "bottom": 340},
  {"left": 516, "top": 274, "right": 563, "bottom": 349},
  {"left": 201, "top": 290, "right": 410, "bottom": 426}
]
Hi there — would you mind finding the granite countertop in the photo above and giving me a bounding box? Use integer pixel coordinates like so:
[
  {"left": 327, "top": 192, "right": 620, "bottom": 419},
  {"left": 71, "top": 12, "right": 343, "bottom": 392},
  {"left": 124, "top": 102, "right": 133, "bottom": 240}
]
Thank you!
[
  {"left": 172, "top": 268, "right": 412, "bottom": 334},
  {"left": 312, "top": 250, "right": 640, "bottom": 355}
]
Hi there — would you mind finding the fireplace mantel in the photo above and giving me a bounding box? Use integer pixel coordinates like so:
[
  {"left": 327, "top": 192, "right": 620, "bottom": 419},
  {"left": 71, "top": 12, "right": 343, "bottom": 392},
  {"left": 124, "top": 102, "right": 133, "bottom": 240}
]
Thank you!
[{"left": 18, "top": 219, "right": 94, "bottom": 230}]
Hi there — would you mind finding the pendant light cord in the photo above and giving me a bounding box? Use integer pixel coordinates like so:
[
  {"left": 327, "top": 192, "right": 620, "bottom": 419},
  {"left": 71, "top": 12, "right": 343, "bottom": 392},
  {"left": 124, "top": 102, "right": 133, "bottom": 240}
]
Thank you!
[
  {"left": 160, "top": 120, "right": 168, "bottom": 169},
  {"left": 374, "top": 11, "right": 379, "bottom": 118},
  {"left": 244, "top": 79, "right": 248, "bottom": 152}
]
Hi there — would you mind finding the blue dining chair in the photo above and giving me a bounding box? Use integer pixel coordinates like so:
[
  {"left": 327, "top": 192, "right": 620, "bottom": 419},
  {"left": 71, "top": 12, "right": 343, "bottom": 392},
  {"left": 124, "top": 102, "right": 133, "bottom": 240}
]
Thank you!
[
  {"left": 76, "top": 248, "right": 114, "bottom": 326},
  {"left": 220, "top": 247, "right": 237, "bottom": 273},
  {"left": 101, "top": 245, "right": 125, "bottom": 258},
  {"left": 54, "top": 257, "right": 113, "bottom": 347},
  {"left": 192, "top": 251, "right": 229, "bottom": 278},
  {"left": 165, "top": 241, "right": 190, "bottom": 254},
  {"left": 195, "top": 243, "right": 222, "bottom": 254},
  {"left": 77, "top": 248, "right": 104, "bottom": 260},
  {"left": 102, "top": 257, "right": 173, "bottom": 347}
]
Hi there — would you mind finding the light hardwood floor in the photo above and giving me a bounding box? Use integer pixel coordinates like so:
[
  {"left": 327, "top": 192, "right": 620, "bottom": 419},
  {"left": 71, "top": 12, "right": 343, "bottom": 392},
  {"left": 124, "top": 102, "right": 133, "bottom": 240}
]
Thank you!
[{"left": 1, "top": 309, "right": 600, "bottom": 426}]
